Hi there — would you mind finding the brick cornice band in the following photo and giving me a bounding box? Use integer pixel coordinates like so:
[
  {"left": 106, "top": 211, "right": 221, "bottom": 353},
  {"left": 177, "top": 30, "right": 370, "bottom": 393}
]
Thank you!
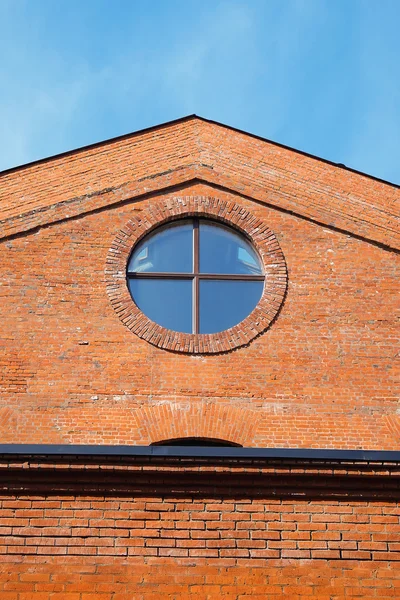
[{"left": 106, "top": 195, "right": 288, "bottom": 353}]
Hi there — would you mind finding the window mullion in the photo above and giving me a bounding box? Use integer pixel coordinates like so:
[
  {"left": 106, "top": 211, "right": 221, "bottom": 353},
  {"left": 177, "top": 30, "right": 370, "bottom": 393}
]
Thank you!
[
  {"left": 195, "top": 274, "right": 265, "bottom": 281},
  {"left": 193, "top": 219, "right": 199, "bottom": 333}
]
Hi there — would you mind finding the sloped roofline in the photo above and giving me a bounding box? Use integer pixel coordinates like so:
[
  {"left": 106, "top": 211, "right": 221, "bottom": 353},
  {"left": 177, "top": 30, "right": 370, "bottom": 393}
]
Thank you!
[{"left": 1, "top": 114, "right": 399, "bottom": 190}]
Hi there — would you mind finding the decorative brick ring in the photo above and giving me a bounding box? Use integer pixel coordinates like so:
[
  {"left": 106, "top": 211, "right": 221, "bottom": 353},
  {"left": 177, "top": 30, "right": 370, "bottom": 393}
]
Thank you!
[{"left": 106, "top": 196, "right": 287, "bottom": 353}]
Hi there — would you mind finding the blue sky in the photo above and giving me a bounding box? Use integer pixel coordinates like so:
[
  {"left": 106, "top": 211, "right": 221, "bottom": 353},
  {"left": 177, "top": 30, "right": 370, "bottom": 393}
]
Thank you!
[{"left": 1, "top": 0, "right": 399, "bottom": 183}]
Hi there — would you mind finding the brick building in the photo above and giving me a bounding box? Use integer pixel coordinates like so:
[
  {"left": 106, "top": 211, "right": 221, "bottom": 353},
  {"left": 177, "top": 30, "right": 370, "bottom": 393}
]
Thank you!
[{"left": 0, "top": 115, "right": 399, "bottom": 598}]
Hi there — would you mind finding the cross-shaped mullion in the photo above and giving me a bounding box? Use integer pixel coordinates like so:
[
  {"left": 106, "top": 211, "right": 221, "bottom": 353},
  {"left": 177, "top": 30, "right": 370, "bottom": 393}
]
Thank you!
[{"left": 127, "top": 218, "right": 264, "bottom": 334}]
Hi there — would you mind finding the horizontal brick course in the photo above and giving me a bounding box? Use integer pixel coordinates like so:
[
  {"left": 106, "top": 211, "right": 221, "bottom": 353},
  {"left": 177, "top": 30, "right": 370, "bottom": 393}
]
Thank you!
[
  {"left": 0, "top": 461, "right": 398, "bottom": 563},
  {"left": 0, "top": 556, "right": 400, "bottom": 598}
]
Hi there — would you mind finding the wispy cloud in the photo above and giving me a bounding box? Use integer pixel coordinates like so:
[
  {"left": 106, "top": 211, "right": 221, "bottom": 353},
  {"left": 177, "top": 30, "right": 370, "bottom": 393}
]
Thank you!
[{"left": 0, "top": 0, "right": 399, "bottom": 182}]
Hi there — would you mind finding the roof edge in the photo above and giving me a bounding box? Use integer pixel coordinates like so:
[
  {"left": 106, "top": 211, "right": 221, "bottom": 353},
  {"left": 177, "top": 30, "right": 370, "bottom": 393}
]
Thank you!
[
  {"left": 0, "top": 114, "right": 399, "bottom": 190},
  {"left": 0, "top": 444, "right": 399, "bottom": 463},
  {"left": 198, "top": 116, "right": 400, "bottom": 189},
  {"left": 0, "top": 114, "right": 199, "bottom": 177}
]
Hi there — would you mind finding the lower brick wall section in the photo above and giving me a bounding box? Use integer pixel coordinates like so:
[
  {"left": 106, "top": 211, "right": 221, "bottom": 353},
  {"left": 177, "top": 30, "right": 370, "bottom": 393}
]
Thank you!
[
  {"left": 1, "top": 459, "right": 399, "bottom": 597},
  {"left": 0, "top": 495, "right": 399, "bottom": 598},
  {"left": 1, "top": 496, "right": 399, "bottom": 561},
  {"left": 1, "top": 556, "right": 400, "bottom": 599}
]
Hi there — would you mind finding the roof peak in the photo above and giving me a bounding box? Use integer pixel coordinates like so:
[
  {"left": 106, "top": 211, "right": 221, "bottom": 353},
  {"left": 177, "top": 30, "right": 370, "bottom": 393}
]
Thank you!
[
  {"left": 1, "top": 114, "right": 399, "bottom": 190},
  {"left": 0, "top": 115, "right": 399, "bottom": 250}
]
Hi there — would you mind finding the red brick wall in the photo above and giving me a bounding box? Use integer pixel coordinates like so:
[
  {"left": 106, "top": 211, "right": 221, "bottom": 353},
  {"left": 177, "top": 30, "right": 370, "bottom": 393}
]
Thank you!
[{"left": 0, "top": 183, "right": 398, "bottom": 448}]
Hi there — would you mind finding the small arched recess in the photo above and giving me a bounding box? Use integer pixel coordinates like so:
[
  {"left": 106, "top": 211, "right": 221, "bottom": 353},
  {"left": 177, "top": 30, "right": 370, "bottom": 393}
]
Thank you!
[{"left": 151, "top": 437, "right": 242, "bottom": 447}]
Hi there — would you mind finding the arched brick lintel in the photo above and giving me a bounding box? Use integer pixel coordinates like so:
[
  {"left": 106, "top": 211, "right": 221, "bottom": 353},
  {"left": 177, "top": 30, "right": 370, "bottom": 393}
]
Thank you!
[
  {"left": 132, "top": 403, "right": 259, "bottom": 447},
  {"left": 106, "top": 195, "right": 288, "bottom": 354}
]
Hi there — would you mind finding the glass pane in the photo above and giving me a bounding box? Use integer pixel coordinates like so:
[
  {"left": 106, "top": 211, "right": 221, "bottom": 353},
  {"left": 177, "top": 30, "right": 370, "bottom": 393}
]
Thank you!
[
  {"left": 199, "top": 221, "right": 262, "bottom": 275},
  {"left": 128, "top": 221, "right": 193, "bottom": 273},
  {"left": 199, "top": 280, "right": 263, "bottom": 334},
  {"left": 128, "top": 279, "right": 193, "bottom": 333}
]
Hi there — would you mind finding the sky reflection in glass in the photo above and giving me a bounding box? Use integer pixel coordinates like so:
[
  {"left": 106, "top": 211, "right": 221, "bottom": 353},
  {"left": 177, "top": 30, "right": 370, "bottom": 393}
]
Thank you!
[
  {"left": 128, "top": 278, "right": 192, "bottom": 333},
  {"left": 128, "top": 221, "right": 193, "bottom": 273},
  {"left": 199, "top": 221, "right": 262, "bottom": 275},
  {"left": 199, "top": 280, "right": 263, "bottom": 334}
]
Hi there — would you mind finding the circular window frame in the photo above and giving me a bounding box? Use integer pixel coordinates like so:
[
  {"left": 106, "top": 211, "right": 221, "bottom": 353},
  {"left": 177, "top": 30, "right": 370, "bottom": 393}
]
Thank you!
[{"left": 106, "top": 196, "right": 287, "bottom": 354}]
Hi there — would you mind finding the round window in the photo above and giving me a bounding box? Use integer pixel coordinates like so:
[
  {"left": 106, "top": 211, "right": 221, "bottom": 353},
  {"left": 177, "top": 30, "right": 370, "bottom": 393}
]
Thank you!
[{"left": 126, "top": 218, "right": 265, "bottom": 334}]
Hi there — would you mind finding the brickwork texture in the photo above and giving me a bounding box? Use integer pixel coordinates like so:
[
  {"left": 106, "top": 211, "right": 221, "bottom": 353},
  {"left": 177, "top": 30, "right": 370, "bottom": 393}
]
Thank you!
[{"left": 0, "top": 116, "right": 399, "bottom": 597}]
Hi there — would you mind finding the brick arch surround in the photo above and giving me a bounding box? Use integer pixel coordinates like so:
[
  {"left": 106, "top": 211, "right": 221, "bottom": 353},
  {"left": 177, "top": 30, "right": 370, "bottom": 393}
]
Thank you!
[
  {"left": 132, "top": 403, "right": 259, "bottom": 447},
  {"left": 106, "top": 195, "right": 288, "bottom": 353}
]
